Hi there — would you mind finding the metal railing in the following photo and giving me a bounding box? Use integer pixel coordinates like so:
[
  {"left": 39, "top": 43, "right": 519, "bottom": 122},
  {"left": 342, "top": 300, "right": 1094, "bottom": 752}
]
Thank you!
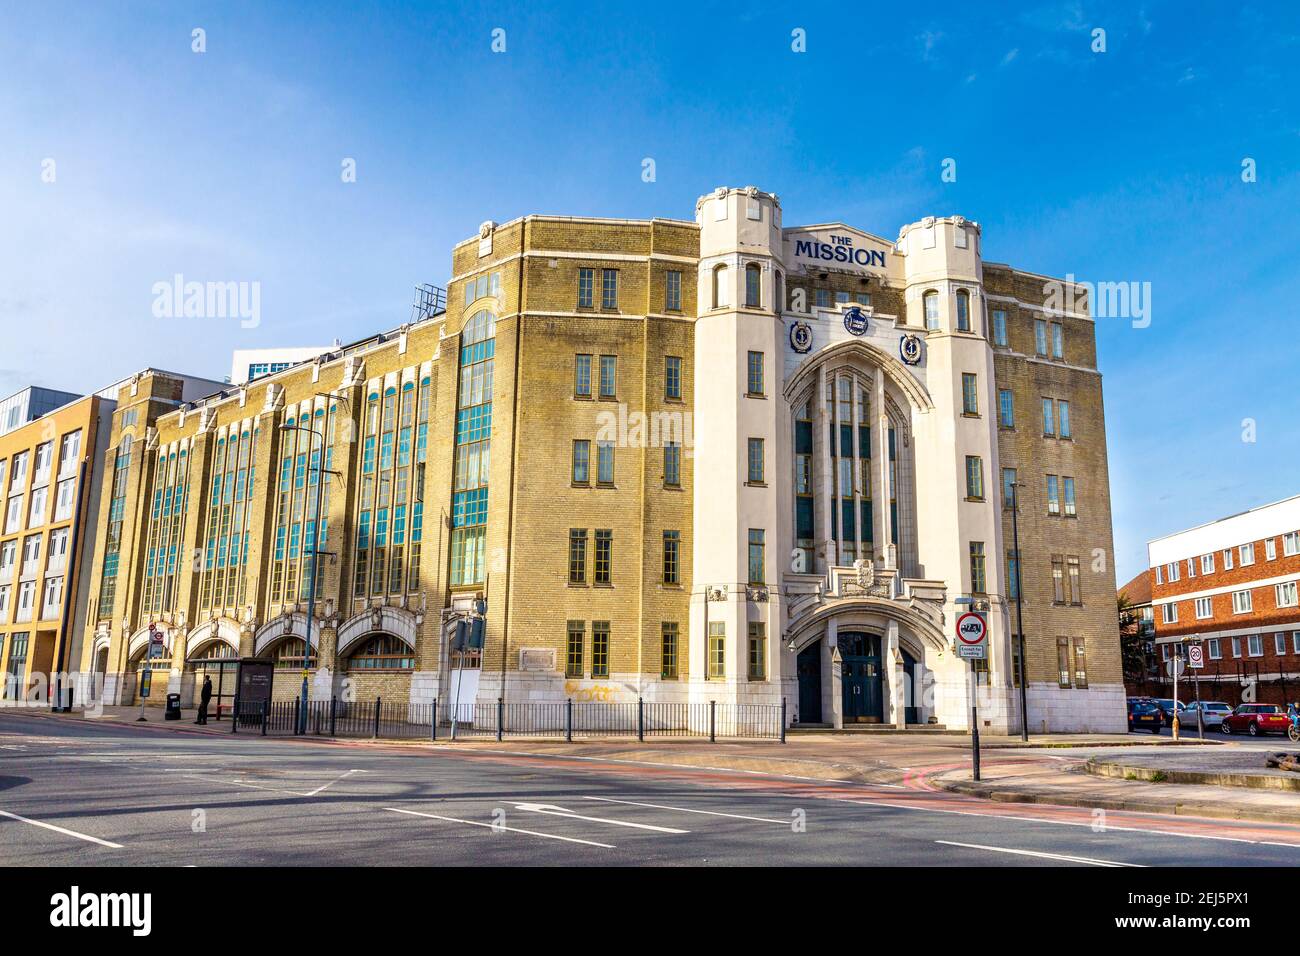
[{"left": 231, "top": 697, "right": 786, "bottom": 742}]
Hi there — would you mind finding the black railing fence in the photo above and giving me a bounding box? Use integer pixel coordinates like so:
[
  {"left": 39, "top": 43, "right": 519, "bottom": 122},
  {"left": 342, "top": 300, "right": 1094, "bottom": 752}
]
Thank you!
[{"left": 232, "top": 696, "right": 785, "bottom": 742}]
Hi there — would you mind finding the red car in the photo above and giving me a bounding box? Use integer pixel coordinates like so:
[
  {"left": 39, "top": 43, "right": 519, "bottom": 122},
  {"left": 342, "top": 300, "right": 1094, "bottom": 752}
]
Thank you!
[{"left": 1220, "top": 703, "right": 1292, "bottom": 736}]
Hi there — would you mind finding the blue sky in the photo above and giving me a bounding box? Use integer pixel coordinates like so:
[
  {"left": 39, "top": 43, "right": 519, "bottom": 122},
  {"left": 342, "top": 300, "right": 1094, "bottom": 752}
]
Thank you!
[{"left": 2, "top": 1, "right": 1298, "bottom": 583}]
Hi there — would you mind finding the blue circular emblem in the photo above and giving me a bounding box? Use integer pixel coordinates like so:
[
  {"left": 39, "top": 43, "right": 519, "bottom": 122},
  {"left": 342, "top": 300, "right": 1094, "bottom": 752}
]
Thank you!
[
  {"left": 899, "top": 334, "right": 922, "bottom": 365},
  {"left": 843, "top": 307, "right": 869, "bottom": 336},
  {"left": 789, "top": 321, "right": 812, "bottom": 353}
]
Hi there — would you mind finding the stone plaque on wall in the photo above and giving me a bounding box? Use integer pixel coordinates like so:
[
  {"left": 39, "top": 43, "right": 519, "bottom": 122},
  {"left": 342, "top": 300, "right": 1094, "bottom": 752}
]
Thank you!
[{"left": 519, "top": 648, "right": 556, "bottom": 672}]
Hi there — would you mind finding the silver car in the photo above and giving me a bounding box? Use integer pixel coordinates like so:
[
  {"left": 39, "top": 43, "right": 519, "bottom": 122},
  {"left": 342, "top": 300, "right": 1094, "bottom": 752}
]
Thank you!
[{"left": 1183, "top": 700, "right": 1232, "bottom": 728}]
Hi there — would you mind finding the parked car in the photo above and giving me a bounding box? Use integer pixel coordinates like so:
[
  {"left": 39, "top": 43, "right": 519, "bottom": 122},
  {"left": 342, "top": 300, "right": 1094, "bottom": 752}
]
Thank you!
[
  {"left": 1183, "top": 700, "right": 1232, "bottom": 729},
  {"left": 1220, "top": 703, "right": 1292, "bottom": 736},
  {"left": 1127, "top": 697, "right": 1163, "bottom": 734},
  {"left": 1151, "top": 698, "right": 1186, "bottom": 727}
]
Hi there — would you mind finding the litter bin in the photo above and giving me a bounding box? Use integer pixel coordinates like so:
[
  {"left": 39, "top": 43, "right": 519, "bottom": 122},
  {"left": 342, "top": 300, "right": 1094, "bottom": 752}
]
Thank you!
[{"left": 165, "top": 693, "right": 182, "bottom": 721}]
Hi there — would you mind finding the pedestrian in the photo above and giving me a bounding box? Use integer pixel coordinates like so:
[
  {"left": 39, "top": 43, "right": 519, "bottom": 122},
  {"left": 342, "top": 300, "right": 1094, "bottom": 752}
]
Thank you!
[{"left": 195, "top": 676, "right": 213, "bottom": 725}]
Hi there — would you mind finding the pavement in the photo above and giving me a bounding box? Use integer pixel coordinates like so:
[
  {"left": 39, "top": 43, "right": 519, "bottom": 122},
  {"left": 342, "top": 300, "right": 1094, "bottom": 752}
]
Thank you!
[{"left": 5, "top": 708, "right": 1300, "bottom": 864}]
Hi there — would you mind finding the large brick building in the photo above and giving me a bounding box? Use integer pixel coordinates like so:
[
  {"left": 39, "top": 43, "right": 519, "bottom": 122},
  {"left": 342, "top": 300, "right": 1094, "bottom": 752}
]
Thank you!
[
  {"left": 77, "top": 186, "right": 1124, "bottom": 732},
  {"left": 1148, "top": 495, "right": 1300, "bottom": 707}
]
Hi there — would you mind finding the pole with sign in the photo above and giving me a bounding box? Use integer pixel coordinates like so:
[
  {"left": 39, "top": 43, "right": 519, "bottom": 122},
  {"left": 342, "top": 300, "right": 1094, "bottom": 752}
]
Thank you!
[
  {"left": 955, "top": 610, "right": 987, "bottom": 781},
  {"left": 1166, "top": 654, "right": 1185, "bottom": 740},
  {"left": 1187, "top": 639, "right": 1205, "bottom": 739}
]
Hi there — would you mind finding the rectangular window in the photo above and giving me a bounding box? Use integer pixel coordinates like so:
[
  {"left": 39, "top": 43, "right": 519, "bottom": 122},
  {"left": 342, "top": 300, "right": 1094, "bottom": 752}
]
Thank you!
[
  {"left": 747, "top": 438, "right": 765, "bottom": 484},
  {"left": 748, "top": 528, "right": 766, "bottom": 585},
  {"left": 1053, "top": 555, "right": 1066, "bottom": 604},
  {"left": 1035, "top": 320, "right": 1048, "bottom": 356},
  {"left": 956, "top": 292, "right": 970, "bottom": 331},
  {"left": 1232, "top": 589, "right": 1253, "bottom": 614},
  {"left": 1067, "top": 556, "right": 1081, "bottom": 605},
  {"left": 661, "top": 622, "right": 679, "bottom": 679},
  {"left": 1007, "top": 550, "right": 1020, "bottom": 600},
  {"left": 662, "top": 530, "right": 680, "bottom": 585},
  {"left": 1276, "top": 632, "right": 1287, "bottom": 656},
  {"left": 1240, "top": 542, "right": 1255, "bottom": 566},
  {"left": 1223, "top": 548, "right": 1234, "bottom": 570},
  {"left": 566, "top": 621, "right": 584, "bottom": 677},
  {"left": 665, "top": 356, "right": 682, "bottom": 400},
  {"left": 1248, "top": 634, "right": 1263, "bottom": 657},
  {"left": 1232, "top": 637, "right": 1241, "bottom": 657},
  {"left": 1073, "top": 637, "right": 1087, "bottom": 688},
  {"left": 598, "top": 355, "right": 616, "bottom": 398},
  {"left": 1276, "top": 581, "right": 1298, "bottom": 608},
  {"left": 1166, "top": 561, "right": 1180, "bottom": 582},
  {"left": 924, "top": 293, "right": 939, "bottom": 329},
  {"left": 665, "top": 270, "right": 682, "bottom": 311},
  {"left": 748, "top": 622, "right": 766, "bottom": 680},
  {"left": 574, "top": 354, "right": 593, "bottom": 398},
  {"left": 1208, "top": 638, "right": 1221, "bottom": 660},
  {"left": 571, "top": 440, "right": 590, "bottom": 484},
  {"left": 969, "top": 541, "right": 986, "bottom": 593},
  {"left": 1002, "top": 468, "right": 1017, "bottom": 509},
  {"left": 1195, "top": 596, "right": 1213, "bottom": 619},
  {"left": 1266, "top": 537, "right": 1277, "bottom": 560},
  {"left": 663, "top": 442, "right": 681, "bottom": 487},
  {"left": 992, "top": 309, "right": 1007, "bottom": 346},
  {"left": 596, "top": 441, "right": 614, "bottom": 485},
  {"left": 747, "top": 351, "right": 764, "bottom": 396},
  {"left": 816, "top": 288, "right": 832, "bottom": 310},
  {"left": 578, "top": 268, "right": 594, "bottom": 308},
  {"left": 965, "top": 455, "right": 983, "bottom": 499},
  {"left": 1201, "top": 553, "right": 1215, "bottom": 574},
  {"left": 1063, "top": 477, "right": 1077, "bottom": 516},
  {"left": 998, "top": 389, "right": 1014, "bottom": 428},
  {"left": 594, "top": 529, "right": 612, "bottom": 585},
  {"left": 1161, "top": 602, "right": 1178, "bottom": 624},
  {"left": 961, "top": 373, "right": 978, "bottom": 415},
  {"left": 568, "top": 529, "right": 587, "bottom": 584},
  {"left": 1046, "top": 475, "right": 1060, "bottom": 515},
  {"left": 1051, "top": 322, "right": 1064, "bottom": 359},
  {"left": 601, "top": 269, "right": 618, "bottom": 310},
  {"left": 1284, "top": 532, "right": 1300, "bottom": 557},
  {"left": 1187, "top": 557, "right": 1196, "bottom": 578},
  {"left": 1041, "top": 398, "right": 1055, "bottom": 436},
  {"left": 707, "top": 622, "right": 725, "bottom": 680},
  {"left": 591, "top": 621, "right": 610, "bottom": 677},
  {"left": 1058, "top": 401, "right": 1071, "bottom": 439},
  {"left": 1057, "top": 637, "right": 1070, "bottom": 687}
]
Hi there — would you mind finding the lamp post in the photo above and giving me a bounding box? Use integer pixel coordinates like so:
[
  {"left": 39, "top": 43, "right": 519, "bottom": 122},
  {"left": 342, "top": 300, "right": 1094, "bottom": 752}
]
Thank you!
[
  {"left": 280, "top": 418, "right": 328, "bottom": 734},
  {"left": 1010, "top": 481, "right": 1030, "bottom": 741}
]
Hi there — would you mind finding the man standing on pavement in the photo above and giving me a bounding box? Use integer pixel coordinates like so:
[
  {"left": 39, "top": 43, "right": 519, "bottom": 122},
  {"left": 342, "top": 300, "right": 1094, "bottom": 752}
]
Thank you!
[{"left": 195, "top": 676, "right": 213, "bottom": 725}]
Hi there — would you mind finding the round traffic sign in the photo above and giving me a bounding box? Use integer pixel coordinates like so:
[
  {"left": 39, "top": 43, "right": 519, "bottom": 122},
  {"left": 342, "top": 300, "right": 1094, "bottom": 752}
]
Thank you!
[{"left": 955, "top": 612, "right": 986, "bottom": 645}]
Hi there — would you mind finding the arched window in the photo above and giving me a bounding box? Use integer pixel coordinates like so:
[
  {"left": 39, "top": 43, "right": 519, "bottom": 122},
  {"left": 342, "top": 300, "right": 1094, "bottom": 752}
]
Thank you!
[
  {"left": 346, "top": 634, "right": 415, "bottom": 670},
  {"left": 923, "top": 291, "right": 939, "bottom": 330},
  {"left": 955, "top": 290, "right": 970, "bottom": 332},
  {"left": 270, "top": 637, "right": 317, "bottom": 670},
  {"left": 745, "top": 264, "right": 762, "bottom": 309},
  {"left": 192, "top": 641, "right": 237, "bottom": 660},
  {"left": 712, "top": 264, "right": 730, "bottom": 309}
]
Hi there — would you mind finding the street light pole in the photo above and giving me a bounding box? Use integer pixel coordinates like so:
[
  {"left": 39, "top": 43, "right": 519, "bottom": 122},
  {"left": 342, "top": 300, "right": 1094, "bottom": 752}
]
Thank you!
[
  {"left": 1011, "top": 482, "right": 1029, "bottom": 741},
  {"left": 280, "top": 420, "right": 327, "bottom": 734}
]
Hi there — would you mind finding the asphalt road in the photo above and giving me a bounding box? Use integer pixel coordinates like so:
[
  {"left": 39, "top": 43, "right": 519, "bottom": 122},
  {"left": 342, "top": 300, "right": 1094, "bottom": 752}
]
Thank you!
[{"left": 4, "top": 713, "right": 1300, "bottom": 866}]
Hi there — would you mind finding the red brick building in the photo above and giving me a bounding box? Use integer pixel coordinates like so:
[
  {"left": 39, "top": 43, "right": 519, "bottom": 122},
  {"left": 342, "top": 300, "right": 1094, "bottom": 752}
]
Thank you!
[{"left": 1148, "top": 495, "right": 1300, "bottom": 707}]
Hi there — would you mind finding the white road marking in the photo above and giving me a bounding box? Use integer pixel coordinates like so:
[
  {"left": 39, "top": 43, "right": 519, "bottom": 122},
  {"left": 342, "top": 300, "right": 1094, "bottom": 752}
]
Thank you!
[
  {"left": 935, "top": 840, "right": 1144, "bottom": 867},
  {"left": 581, "top": 795, "right": 788, "bottom": 824},
  {"left": 181, "top": 768, "right": 366, "bottom": 798},
  {"left": 511, "top": 802, "right": 688, "bottom": 833},
  {"left": 384, "top": 807, "right": 615, "bottom": 848},
  {"left": 0, "top": 809, "right": 122, "bottom": 849},
  {"left": 435, "top": 747, "right": 1300, "bottom": 850}
]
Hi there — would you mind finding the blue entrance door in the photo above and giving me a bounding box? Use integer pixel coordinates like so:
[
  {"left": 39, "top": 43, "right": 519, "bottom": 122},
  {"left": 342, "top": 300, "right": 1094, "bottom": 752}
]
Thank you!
[
  {"left": 839, "top": 631, "right": 883, "bottom": 723},
  {"left": 797, "top": 643, "right": 822, "bottom": 723}
]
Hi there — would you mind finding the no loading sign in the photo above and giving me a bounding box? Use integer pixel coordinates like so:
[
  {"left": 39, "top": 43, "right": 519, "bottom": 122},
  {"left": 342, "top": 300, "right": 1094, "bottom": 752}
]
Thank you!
[{"left": 955, "top": 612, "right": 987, "bottom": 660}]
